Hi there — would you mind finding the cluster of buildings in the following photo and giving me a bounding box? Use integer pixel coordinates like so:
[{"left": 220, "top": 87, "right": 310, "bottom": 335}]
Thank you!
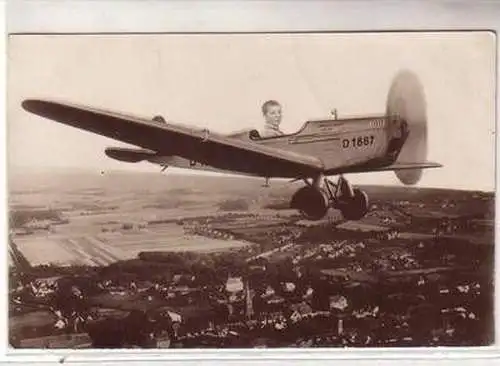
[{"left": 9, "top": 200, "right": 492, "bottom": 348}]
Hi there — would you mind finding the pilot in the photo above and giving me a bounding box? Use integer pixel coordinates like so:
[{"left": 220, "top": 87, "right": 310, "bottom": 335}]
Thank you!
[{"left": 261, "top": 100, "right": 284, "bottom": 138}]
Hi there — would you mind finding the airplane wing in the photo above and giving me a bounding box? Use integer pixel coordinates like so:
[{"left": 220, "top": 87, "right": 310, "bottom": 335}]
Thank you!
[{"left": 22, "top": 99, "right": 324, "bottom": 178}]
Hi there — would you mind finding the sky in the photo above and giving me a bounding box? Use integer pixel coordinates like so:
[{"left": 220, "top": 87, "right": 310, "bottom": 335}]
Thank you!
[{"left": 7, "top": 32, "right": 496, "bottom": 191}]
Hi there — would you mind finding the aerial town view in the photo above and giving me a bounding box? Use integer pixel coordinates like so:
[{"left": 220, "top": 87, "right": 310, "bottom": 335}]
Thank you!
[
  {"left": 7, "top": 29, "right": 496, "bottom": 351},
  {"left": 8, "top": 169, "right": 494, "bottom": 348}
]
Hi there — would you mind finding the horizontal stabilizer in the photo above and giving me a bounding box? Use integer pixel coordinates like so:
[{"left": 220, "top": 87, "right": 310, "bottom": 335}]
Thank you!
[
  {"left": 346, "top": 161, "right": 442, "bottom": 186},
  {"left": 105, "top": 147, "right": 158, "bottom": 163},
  {"left": 381, "top": 161, "right": 443, "bottom": 172}
]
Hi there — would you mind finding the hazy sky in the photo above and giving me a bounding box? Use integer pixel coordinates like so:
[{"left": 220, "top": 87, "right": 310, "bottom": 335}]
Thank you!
[{"left": 7, "top": 32, "right": 496, "bottom": 191}]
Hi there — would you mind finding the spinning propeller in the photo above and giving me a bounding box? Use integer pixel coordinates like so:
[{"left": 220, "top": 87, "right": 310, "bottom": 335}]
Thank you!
[{"left": 386, "top": 70, "right": 428, "bottom": 185}]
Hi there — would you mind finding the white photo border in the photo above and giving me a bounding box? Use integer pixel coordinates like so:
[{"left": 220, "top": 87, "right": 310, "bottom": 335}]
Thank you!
[{"left": 3, "top": 0, "right": 499, "bottom": 365}]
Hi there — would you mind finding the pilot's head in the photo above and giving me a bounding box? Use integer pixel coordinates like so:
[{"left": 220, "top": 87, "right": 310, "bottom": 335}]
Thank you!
[{"left": 262, "top": 100, "right": 282, "bottom": 129}]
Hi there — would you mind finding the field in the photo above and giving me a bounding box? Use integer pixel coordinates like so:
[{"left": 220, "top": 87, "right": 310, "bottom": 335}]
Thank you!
[
  {"left": 9, "top": 170, "right": 274, "bottom": 266},
  {"left": 14, "top": 224, "right": 251, "bottom": 267},
  {"left": 8, "top": 168, "right": 494, "bottom": 268}
]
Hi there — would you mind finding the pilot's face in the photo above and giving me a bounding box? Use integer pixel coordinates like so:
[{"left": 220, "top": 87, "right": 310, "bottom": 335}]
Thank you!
[{"left": 265, "top": 105, "right": 282, "bottom": 128}]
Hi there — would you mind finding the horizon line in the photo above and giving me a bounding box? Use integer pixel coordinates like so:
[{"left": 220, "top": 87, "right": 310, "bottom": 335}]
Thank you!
[{"left": 7, "top": 164, "right": 495, "bottom": 194}]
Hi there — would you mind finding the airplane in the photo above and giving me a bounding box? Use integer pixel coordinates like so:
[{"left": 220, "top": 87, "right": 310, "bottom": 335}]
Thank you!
[{"left": 21, "top": 70, "right": 442, "bottom": 222}]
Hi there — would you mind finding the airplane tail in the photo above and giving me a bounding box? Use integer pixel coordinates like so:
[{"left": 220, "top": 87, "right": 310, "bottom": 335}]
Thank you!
[{"left": 386, "top": 70, "right": 432, "bottom": 185}]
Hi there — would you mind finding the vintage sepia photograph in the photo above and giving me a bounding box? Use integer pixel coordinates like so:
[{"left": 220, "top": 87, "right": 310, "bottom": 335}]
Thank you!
[{"left": 7, "top": 31, "right": 495, "bottom": 349}]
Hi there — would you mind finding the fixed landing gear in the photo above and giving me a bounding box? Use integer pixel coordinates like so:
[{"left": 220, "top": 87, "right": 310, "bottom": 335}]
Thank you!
[
  {"left": 291, "top": 175, "right": 369, "bottom": 221},
  {"left": 324, "top": 175, "right": 369, "bottom": 221}
]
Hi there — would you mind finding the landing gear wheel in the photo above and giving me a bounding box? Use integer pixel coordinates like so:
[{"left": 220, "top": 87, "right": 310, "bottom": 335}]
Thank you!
[
  {"left": 339, "top": 189, "right": 369, "bottom": 221},
  {"left": 290, "top": 186, "right": 329, "bottom": 221}
]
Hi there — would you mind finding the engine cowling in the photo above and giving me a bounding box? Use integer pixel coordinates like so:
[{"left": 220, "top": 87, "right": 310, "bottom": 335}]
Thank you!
[{"left": 290, "top": 186, "right": 329, "bottom": 221}]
